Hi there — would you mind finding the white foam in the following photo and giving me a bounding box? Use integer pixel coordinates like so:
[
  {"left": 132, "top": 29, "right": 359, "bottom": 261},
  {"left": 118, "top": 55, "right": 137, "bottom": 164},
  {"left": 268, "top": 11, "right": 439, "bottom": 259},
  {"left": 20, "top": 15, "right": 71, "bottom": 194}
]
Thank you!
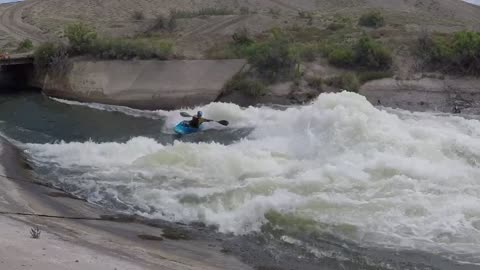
[{"left": 30, "top": 92, "right": 480, "bottom": 260}]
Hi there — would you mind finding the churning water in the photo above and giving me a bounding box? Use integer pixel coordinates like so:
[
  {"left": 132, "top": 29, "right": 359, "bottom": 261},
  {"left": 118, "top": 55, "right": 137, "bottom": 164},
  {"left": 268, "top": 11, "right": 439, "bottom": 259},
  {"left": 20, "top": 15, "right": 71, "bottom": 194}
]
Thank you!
[{"left": 2, "top": 91, "right": 480, "bottom": 267}]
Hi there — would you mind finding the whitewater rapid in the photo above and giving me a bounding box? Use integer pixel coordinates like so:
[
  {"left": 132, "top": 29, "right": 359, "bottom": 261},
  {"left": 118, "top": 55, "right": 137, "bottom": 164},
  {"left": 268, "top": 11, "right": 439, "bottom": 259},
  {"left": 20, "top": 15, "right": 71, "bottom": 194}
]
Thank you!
[{"left": 27, "top": 92, "right": 480, "bottom": 261}]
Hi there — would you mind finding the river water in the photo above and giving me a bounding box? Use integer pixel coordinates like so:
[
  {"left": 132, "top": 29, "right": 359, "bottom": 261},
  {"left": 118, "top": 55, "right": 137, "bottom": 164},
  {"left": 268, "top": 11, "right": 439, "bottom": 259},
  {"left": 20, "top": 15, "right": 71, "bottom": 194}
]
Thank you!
[{"left": 1, "top": 91, "right": 480, "bottom": 269}]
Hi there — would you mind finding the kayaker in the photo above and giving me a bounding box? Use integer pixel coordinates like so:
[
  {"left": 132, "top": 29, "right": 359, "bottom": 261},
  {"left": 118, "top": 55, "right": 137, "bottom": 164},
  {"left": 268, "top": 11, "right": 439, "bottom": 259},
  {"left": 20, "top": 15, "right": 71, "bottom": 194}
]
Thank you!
[{"left": 189, "top": 111, "right": 208, "bottom": 128}]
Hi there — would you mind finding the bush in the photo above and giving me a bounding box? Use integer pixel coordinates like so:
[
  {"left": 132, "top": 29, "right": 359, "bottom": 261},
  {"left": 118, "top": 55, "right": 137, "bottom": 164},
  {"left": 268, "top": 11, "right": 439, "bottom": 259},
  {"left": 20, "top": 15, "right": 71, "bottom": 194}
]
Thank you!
[
  {"left": 232, "top": 28, "right": 253, "bottom": 45},
  {"left": 325, "top": 73, "right": 360, "bottom": 92},
  {"left": 167, "top": 13, "right": 177, "bottom": 32},
  {"left": 64, "top": 22, "right": 97, "bottom": 54},
  {"left": 132, "top": 10, "right": 145, "bottom": 21},
  {"left": 240, "top": 7, "right": 250, "bottom": 15},
  {"left": 328, "top": 47, "right": 355, "bottom": 67},
  {"left": 327, "top": 22, "right": 345, "bottom": 31},
  {"left": 34, "top": 42, "right": 58, "bottom": 68},
  {"left": 357, "top": 70, "right": 393, "bottom": 83},
  {"left": 295, "top": 43, "right": 318, "bottom": 62},
  {"left": 224, "top": 73, "right": 268, "bottom": 97},
  {"left": 418, "top": 31, "right": 480, "bottom": 75},
  {"left": 171, "top": 7, "right": 233, "bottom": 19},
  {"left": 306, "top": 76, "right": 323, "bottom": 91},
  {"left": 150, "top": 15, "right": 166, "bottom": 31},
  {"left": 16, "top": 39, "right": 34, "bottom": 52},
  {"left": 246, "top": 30, "right": 297, "bottom": 80},
  {"left": 359, "top": 11, "right": 385, "bottom": 28},
  {"left": 353, "top": 36, "right": 392, "bottom": 69},
  {"left": 33, "top": 42, "right": 69, "bottom": 74},
  {"left": 89, "top": 38, "right": 174, "bottom": 60}
]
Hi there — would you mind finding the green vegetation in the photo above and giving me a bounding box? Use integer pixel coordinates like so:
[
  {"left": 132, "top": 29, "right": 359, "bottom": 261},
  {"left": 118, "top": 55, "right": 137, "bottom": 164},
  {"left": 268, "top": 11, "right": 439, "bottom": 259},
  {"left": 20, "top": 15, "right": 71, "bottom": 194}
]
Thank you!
[
  {"left": 64, "top": 22, "right": 97, "bottom": 54},
  {"left": 132, "top": 10, "right": 145, "bottom": 21},
  {"left": 327, "top": 22, "right": 345, "bottom": 31},
  {"left": 327, "top": 35, "right": 392, "bottom": 70},
  {"left": 35, "top": 22, "right": 175, "bottom": 68},
  {"left": 357, "top": 70, "right": 393, "bottom": 83},
  {"left": 417, "top": 31, "right": 480, "bottom": 75},
  {"left": 16, "top": 39, "right": 34, "bottom": 52},
  {"left": 325, "top": 73, "right": 360, "bottom": 92},
  {"left": 89, "top": 38, "right": 174, "bottom": 60},
  {"left": 34, "top": 42, "right": 60, "bottom": 68},
  {"left": 358, "top": 11, "right": 385, "bottom": 28},
  {"left": 239, "top": 7, "right": 250, "bottom": 15},
  {"left": 224, "top": 73, "right": 268, "bottom": 97},
  {"left": 306, "top": 76, "right": 323, "bottom": 91},
  {"left": 171, "top": 7, "right": 234, "bottom": 19}
]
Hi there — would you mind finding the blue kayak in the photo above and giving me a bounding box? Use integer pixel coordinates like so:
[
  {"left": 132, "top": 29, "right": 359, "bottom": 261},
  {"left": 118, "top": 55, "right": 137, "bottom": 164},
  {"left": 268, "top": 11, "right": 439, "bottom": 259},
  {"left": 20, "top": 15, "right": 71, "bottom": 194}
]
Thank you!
[{"left": 174, "top": 121, "right": 200, "bottom": 135}]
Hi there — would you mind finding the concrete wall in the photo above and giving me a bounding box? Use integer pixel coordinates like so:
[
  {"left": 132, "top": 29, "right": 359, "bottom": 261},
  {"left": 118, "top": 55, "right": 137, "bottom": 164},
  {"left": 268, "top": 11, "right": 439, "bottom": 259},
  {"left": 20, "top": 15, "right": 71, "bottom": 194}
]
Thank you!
[
  {"left": 359, "top": 77, "right": 480, "bottom": 114},
  {"left": 41, "top": 59, "right": 246, "bottom": 110}
]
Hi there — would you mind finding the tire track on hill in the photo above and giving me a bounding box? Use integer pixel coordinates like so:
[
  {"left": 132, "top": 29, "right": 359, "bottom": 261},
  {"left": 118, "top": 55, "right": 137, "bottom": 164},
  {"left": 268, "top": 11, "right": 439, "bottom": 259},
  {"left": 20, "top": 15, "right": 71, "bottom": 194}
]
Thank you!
[
  {"left": 177, "top": 16, "right": 239, "bottom": 42},
  {"left": 0, "top": 0, "right": 46, "bottom": 43}
]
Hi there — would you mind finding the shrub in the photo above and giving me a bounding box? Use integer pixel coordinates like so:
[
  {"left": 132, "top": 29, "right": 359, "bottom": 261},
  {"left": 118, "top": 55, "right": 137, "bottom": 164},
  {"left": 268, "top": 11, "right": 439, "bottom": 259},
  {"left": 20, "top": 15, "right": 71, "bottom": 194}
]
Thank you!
[
  {"left": 295, "top": 43, "right": 318, "bottom": 62},
  {"left": 89, "top": 38, "right": 174, "bottom": 60},
  {"left": 16, "top": 39, "right": 33, "bottom": 52},
  {"left": 358, "top": 11, "right": 385, "bottom": 28},
  {"left": 167, "top": 13, "right": 177, "bottom": 32},
  {"left": 306, "top": 76, "right": 323, "bottom": 91},
  {"left": 357, "top": 70, "right": 393, "bottom": 83},
  {"left": 325, "top": 73, "right": 360, "bottom": 92},
  {"left": 327, "top": 22, "right": 345, "bottom": 31},
  {"left": 232, "top": 28, "right": 253, "bottom": 45},
  {"left": 132, "top": 10, "right": 145, "bottom": 21},
  {"left": 34, "top": 42, "right": 59, "bottom": 68},
  {"left": 418, "top": 31, "right": 480, "bottom": 75},
  {"left": 246, "top": 30, "right": 297, "bottom": 80},
  {"left": 353, "top": 36, "right": 392, "bottom": 69},
  {"left": 328, "top": 47, "right": 355, "bottom": 67},
  {"left": 64, "top": 22, "right": 97, "bottom": 54},
  {"left": 224, "top": 73, "right": 268, "bottom": 97},
  {"left": 171, "top": 7, "right": 233, "bottom": 19},
  {"left": 240, "top": 7, "right": 250, "bottom": 15},
  {"left": 150, "top": 15, "right": 166, "bottom": 31}
]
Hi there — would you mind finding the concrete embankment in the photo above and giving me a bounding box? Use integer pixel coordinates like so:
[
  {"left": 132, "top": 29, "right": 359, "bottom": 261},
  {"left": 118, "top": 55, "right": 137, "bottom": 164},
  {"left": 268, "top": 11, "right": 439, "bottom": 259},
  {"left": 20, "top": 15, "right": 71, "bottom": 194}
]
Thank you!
[
  {"left": 41, "top": 59, "right": 246, "bottom": 110},
  {"left": 360, "top": 77, "right": 480, "bottom": 114},
  {"left": 0, "top": 137, "right": 251, "bottom": 270}
]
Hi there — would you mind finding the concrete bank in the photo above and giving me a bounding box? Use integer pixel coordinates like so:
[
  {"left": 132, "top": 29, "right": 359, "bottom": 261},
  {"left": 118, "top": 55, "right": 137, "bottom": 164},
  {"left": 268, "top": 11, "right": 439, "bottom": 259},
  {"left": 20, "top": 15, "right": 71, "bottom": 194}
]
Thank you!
[
  {"left": 360, "top": 77, "right": 480, "bottom": 114},
  {"left": 0, "top": 137, "right": 251, "bottom": 270},
  {"left": 41, "top": 59, "right": 246, "bottom": 110}
]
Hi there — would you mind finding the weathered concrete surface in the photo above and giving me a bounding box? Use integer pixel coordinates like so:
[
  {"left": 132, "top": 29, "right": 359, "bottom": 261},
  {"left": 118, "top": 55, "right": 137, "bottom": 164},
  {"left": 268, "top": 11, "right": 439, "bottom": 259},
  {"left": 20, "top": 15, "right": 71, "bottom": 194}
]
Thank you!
[
  {"left": 359, "top": 77, "right": 480, "bottom": 113},
  {"left": 0, "top": 137, "right": 251, "bottom": 270},
  {"left": 42, "top": 59, "right": 247, "bottom": 110}
]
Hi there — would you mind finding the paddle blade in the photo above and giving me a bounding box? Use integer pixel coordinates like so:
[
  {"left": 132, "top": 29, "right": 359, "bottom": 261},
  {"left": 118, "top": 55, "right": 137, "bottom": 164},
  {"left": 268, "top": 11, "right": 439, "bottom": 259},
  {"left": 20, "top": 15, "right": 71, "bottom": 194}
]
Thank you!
[
  {"left": 180, "top": 112, "right": 191, "bottom": 117},
  {"left": 217, "top": 120, "right": 229, "bottom": 126}
]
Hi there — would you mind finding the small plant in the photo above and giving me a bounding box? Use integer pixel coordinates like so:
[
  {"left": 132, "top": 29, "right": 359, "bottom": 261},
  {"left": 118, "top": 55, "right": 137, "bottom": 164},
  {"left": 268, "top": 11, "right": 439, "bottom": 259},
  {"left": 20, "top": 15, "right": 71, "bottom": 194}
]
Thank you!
[
  {"left": 170, "top": 7, "right": 233, "bottom": 19},
  {"left": 327, "top": 22, "right": 345, "bottom": 31},
  {"left": 16, "top": 39, "right": 34, "bottom": 52},
  {"left": 359, "top": 11, "right": 385, "bottom": 28},
  {"left": 328, "top": 47, "right": 355, "bottom": 67},
  {"left": 298, "top": 10, "right": 313, "bottom": 21},
  {"left": 150, "top": 15, "right": 166, "bottom": 31},
  {"left": 246, "top": 30, "right": 297, "bottom": 81},
  {"left": 132, "top": 10, "right": 145, "bottom": 21},
  {"left": 64, "top": 22, "right": 97, "bottom": 54},
  {"left": 167, "top": 12, "right": 177, "bottom": 32},
  {"left": 232, "top": 28, "right": 253, "bottom": 45},
  {"left": 224, "top": 73, "right": 268, "bottom": 97},
  {"left": 357, "top": 70, "right": 393, "bottom": 83},
  {"left": 269, "top": 8, "right": 281, "bottom": 17},
  {"left": 240, "top": 7, "right": 250, "bottom": 15},
  {"left": 34, "top": 42, "right": 59, "bottom": 68},
  {"left": 306, "top": 76, "right": 323, "bottom": 91},
  {"left": 30, "top": 226, "right": 41, "bottom": 239},
  {"left": 325, "top": 73, "right": 360, "bottom": 92},
  {"left": 353, "top": 35, "right": 392, "bottom": 69}
]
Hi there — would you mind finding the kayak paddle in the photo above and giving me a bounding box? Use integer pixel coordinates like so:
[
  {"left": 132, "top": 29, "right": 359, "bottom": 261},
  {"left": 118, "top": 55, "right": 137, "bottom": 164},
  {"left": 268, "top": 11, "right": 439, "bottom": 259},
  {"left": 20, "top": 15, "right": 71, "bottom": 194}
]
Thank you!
[{"left": 180, "top": 112, "right": 229, "bottom": 126}]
